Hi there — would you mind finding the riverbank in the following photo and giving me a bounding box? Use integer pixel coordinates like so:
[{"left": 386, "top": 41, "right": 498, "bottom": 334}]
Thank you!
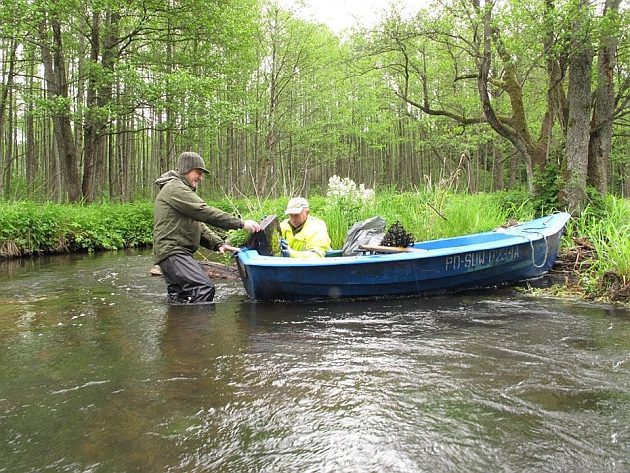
[
  {"left": 553, "top": 197, "right": 630, "bottom": 304},
  {"left": 1, "top": 192, "right": 628, "bottom": 304},
  {"left": 0, "top": 201, "right": 154, "bottom": 256}
]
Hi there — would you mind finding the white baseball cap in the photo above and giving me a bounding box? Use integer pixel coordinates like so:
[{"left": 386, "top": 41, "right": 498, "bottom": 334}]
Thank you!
[{"left": 285, "top": 197, "right": 309, "bottom": 214}]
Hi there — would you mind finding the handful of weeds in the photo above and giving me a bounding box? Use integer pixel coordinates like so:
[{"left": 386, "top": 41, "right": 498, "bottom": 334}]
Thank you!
[{"left": 381, "top": 221, "right": 415, "bottom": 247}]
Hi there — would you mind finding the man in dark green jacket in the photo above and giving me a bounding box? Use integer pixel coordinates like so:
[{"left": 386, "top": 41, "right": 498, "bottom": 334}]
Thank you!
[{"left": 154, "top": 151, "right": 260, "bottom": 303}]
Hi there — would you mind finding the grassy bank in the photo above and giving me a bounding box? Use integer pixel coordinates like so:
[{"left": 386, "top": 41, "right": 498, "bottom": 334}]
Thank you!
[
  {"left": 1, "top": 192, "right": 532, "bottom": 257},
  {"left": 0, "top": 201, "right": 154, "bottom": 257},
  {"left": 557, "top": 196, "right": 630, "bottom": 303},
  {"left": 1, "top": 191, "right": 628, "bottom": 304}
]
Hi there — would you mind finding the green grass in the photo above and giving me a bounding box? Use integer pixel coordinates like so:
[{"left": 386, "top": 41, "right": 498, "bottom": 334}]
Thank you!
[
  {"left": 216, "top": 191, "right": 536, "bottom": 249},
  {"left": 0, "top": 192, "right": 538, "bottom": 256},
  {"left": 2, "top": 193, "right": 628, "bottom": 304},
  {"left": 568, "top": 196, "right": 630, "bottom": 287},
  {"left": 311, "top": 191, "right": 536, "bottom": 248}
]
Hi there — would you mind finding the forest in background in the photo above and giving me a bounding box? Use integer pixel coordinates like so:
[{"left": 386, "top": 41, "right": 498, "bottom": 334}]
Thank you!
[{"left": 0, "top": 0, "right": 629, "bottom": 212}]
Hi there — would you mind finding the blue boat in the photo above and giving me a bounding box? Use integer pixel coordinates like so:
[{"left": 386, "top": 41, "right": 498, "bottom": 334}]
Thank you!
[{"left": 235, "top": 212, "right": 571, "bottom": 301}]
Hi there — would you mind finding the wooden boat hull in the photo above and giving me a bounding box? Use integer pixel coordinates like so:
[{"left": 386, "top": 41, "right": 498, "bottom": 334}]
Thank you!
[{"left": 235, "top": 213, "right": 571, "bottom": 301}]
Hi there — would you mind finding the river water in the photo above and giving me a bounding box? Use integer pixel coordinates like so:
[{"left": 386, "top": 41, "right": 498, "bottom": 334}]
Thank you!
[{"left": 0, "top": 250, "right": 628, "bottom": 472}]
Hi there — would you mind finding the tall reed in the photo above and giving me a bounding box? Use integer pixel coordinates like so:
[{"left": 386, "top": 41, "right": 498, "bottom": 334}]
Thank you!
[{"left": 312, "top": 191, "right": 535, "bottom": 249}]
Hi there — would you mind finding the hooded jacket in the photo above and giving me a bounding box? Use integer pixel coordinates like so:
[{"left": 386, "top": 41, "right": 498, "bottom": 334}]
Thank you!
[{"left": 153, "top": 171, "right": 244, "bottom": 264}]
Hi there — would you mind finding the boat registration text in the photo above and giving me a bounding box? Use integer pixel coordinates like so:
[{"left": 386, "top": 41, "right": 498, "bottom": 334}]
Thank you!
[{"left": 445, "top": 246, "right": 520, "bottom": 270}]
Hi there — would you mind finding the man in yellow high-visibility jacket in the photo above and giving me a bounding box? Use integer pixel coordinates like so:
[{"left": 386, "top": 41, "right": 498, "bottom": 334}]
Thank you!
[{"left": 280, "top": 197, "right": 332, "bottom": 258}]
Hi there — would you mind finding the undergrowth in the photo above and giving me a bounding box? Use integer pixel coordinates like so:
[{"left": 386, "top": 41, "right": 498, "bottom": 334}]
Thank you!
[{"left": 0, "top": 202, "right": 153, "bottom": 257}]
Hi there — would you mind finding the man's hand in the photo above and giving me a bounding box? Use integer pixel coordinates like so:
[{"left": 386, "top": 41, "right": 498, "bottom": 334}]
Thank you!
[
  {"left": 218, "top": 243, "right": 240, "bottom": 254},
  {"left": 280, "top": 238, "right": 291, "bottom": 257},
  {"left": 243, "top": 219, "right": 261, "bottom": 233}
]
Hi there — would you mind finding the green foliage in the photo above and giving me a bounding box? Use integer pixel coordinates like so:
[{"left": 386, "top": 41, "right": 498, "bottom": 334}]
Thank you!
[
  {"left": 532, "top": 162, "right": 563, "bottom": 215},
  {"left": 312, "top": 189, "right": 536, "bottom": 249},
  {"left": 225, "top": 228, "right": 249, "bottom": 248},
  {"left": 568, "top": 196, "right": 630, "bottom": 287},
  {"left": 2, "top": 0, "right": 629, "bottom": 204},
  {"left": 319, "top": 187, "right": 535, "bottom": 248},
  {"left": 323, "top": 200, "right": 377, "bottom": 249},
  {"left": 0, "top": 202, "right": 64, "bottom": 256},
  {"left": 420, "top": 192, "right": 535, "bottom": 241},
  {"left": 370, "top": 192, "right": 429, "bottom": 241},
  {"left": 321, "top": 177, "right": 377, "bottom": 248},
  {"left": 0, "top": 202, "right": 153, "bottom": 257},
  {"left": 494, "top": 190, "right": 535, "bottom": 220}
]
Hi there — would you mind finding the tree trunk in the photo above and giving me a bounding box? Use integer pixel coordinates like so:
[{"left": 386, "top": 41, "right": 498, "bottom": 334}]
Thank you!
[
  {"left": 587, "top": 0, "right": 621, "bottom": 195},
  {"left": 40, "top": 19, "right": 82, "bottom": 202},
  {"left": 561, "top": 0, "right": 592, "bottom": 214},
  {"left": 259, "top": 30, "right": 278, "bottom": 196},
  {"left": 82, "top": 10, "right": 100, "bottom": 202},
  {"left": 26, "top": 101, "right": 36, "bottom": 193},
  {"left": 0, "top": 38, "right": 17, "bottom": 196},
  {"left": 543, "top": 0, "right": 568, "bottom": 135},
  {"left": 25, "top": 46, "right": 37, "bottom": 194},
  {"left": 476, "top": 0, "right": 536, "bottom": 191},
  {"left": 623, "top": 165, "right": 630, "bottom": 198},
  {"left": 4, "top": 86, "right": 15, "bottom": 196},
  {"left": 493, "top": 143, "right": 504, "bottom": 192},
  {"left": 83, "top": 10, "right": 119, "bottom": 201}
]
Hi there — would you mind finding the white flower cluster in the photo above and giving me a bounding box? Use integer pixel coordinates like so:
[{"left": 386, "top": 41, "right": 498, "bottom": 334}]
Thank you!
[{"left": 326, "top": 175, "right": 375, "bottom": 201}]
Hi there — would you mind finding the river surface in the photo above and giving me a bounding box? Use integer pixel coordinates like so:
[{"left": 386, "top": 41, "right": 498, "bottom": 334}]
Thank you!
[{"left": 0, "top": 250, "right": 629, "bottom": 473}]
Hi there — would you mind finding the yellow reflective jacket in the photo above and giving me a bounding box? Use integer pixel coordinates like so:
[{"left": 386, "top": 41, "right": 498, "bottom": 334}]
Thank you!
[{"left": 280, "top": 216, "right": 332, "bottom": 258}]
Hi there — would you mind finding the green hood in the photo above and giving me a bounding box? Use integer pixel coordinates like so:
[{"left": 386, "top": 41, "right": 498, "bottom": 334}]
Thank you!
[{"left": 155, "top": 170, "right": 181, "bottom": 189}]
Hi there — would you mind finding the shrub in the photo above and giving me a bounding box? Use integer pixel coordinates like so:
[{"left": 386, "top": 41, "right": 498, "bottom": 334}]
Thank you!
[{"left": 0, "top": 201, "right": 154, "bottom": 257}]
